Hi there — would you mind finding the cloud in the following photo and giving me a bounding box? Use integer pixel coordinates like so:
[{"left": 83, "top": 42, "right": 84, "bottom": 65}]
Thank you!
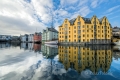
[
  {"left": 0, "top": 0, "right": 51, "bottom": 36},
  {"left": 78, "top": 0, "right": 88, "bottom": 7},
  {"left": 107, "top": 5, "right": 120, "bottom": 13},
  {"left": 110, "top": 16, "right": 120, "bottom": 19},
  {"left": 91, "top": 0, "right": 98, "bottom": 8},
  {"left": 78, "top": 6, "right": 91, "bottom": 17},
  {"left": 0, "top": 0, "right": 119, "bottom": 36}
]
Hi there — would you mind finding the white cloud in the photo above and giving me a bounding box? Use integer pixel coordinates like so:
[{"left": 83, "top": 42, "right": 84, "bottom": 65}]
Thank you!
[
  {"left": 60, "top": 0, "right": 78, "bottom": 7},
  {"left": 91, "top": 0, "right": 98, "bottom": 8},
  {"left": 0, "top": 0, "right": 52, "bottom": 36},
  {"left": 0, "top": 0, "right": 118, "bottom": 36},
  {"left": 107, "top": 5, "right": 120, "bottom": 13},
  {"left": 78, "top": 0, "right": 88, "bottom": 7},
  {"left": 78, "top": 6, "right": 91, "bottom": 17}
]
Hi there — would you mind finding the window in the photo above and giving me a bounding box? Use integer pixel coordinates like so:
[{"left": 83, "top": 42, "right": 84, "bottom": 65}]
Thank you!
[
  {"left": 98, "top": 26, "right": 100, "bottom": 28},
  {"left": 92, "top": 34, "right": 93, "bottom": 37},
  {"left": 87, "top": 39, "right": 89, "bottom": 42},
  {"left": 91, "top": 26, "right": 93, "bottom": 28},
  {"left": 74, "top": 26, "right": 76, "bottom": 29},
  {"left": 83, "top": 30, "right": 85, "bottom": 32},
  {"left": 65, "top": 24, "right": 67, "bottom": 27},
  {"left": 74, "top": 30, "right": 76, "bottom": 33},
  {"left": 78, "top": 26, "right": 80, "bottom": 29},
  {"left": 74, "top": 35, "right": 76, "bottom": 37},
  {"left": 78, "top": 30, "right": 80, "bottom": 34},
  {"left": 78, "top": 22, "right": 80, "bottom": 25},
  {"left": 83, "top": 35, "right": 85, "bottom": 37},
  {"left": 78, "top": 36, "right": 81, "bottom": 38},
  {"left": 87, "top": 34, "right": 89, "bottom": 37},
  {"left": 92, "top": 30, "right": 93, "bottom": 32},
  {"left": 74, "top": 39, "right": 76, "bottom": 42},
  {"left": 98, "top": 30, "right": 100, "bottom": 33},
  {"left": 87, "top": 25, "right": 89, "bottom": 28}
]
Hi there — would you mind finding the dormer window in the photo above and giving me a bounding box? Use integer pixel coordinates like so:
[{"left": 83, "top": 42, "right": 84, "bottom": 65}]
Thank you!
[{"left": 77, "top": 22, "right": 80, "bottom": 25}]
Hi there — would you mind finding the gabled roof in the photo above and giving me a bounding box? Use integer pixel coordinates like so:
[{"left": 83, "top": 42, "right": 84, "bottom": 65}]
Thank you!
[
  {"left": 69, "top": 18, "right": 76, "bottom": 25},
  {"left": 47, "top": 27, "right": 58, "bottom": 33},
  {"left": 109, "top": 24, "right": 112, "bottom": 28},
  {"left": 82, "top": 17, "right": 91, "bottom": 24},
  {"left": 59, "top": 15, "right": 111, "bottom": 27},
  {"left": 98, "top": 17, "right": 104, "bottom": 24}
]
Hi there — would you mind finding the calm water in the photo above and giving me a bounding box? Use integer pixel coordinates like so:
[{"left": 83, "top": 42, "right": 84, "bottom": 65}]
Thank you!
[{"left": 0, "top": 43, "right": 120, "bottom": 80}]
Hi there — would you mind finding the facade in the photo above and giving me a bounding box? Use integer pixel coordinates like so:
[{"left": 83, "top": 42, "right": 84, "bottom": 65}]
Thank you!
[
  {"left": 112, "top": 27, "right": 120, "bottom": 37},
  {"left": 20, "top": 34, "right": 28, "bottom": 42},
  {"left": 28, "top": 34, "right": 34, "bottom": 42},
  {"left": 58, "top": 45, "right": 112, "bottom": 74},
  {"left": 33, "top": 32, "right": 42, "bottom": 43},
  {"left": 59, "top": 15, "right": 112, "bottom": 44},
  {"left": 112, "top": 27, "right": 120, "bottom": 42},
  {"left": 42, "top": 27, "right": 58, "bottom": 43},
  {"left": 11, "top": 36, "right": 20, "bottom": 42},
  {"left": 0, "top": 35, "right": 11, "bottom": 41}
]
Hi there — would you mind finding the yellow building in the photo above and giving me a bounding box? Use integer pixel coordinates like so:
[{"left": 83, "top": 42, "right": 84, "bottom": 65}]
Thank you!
[
  {"left": 59, "top": 15, "right": 112, "bottom": 44},
  {"left": 58, "top": 45, "right": 112, "bottom": 74}
]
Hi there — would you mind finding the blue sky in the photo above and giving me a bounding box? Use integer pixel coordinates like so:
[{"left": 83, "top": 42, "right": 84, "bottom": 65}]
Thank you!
[{"left": 0, "top": 0, "right": 120, "bottom": 35}]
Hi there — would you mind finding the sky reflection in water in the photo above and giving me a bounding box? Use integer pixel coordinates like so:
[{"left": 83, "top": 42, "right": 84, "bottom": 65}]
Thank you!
[{"left": 0, "top": 43, "right": 120, "bottom": 80}]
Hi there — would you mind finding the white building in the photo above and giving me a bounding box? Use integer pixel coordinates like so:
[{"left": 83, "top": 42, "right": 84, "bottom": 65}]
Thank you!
[
  {"left": 20, "top": 34, "right": 28, "bottom": 42},
  {"left": 112, "top": 27, "right": 120, "bottom": 36},
  {"left": 42, "top": 27, "right": 58, "bottom": 42},
  {"left": 28, "top": 34, "right": 34, "bottom": 42}
]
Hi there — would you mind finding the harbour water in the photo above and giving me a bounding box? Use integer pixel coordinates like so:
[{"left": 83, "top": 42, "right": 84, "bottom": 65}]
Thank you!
[{"left": 0, "top": 43, "right": 120, "bottom": 80}]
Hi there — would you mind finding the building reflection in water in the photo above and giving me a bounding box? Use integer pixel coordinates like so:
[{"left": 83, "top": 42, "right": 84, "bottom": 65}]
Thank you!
[
  {"left": 41, "top": 44, "right": 58, "bottom": 58},
  {"left": 58, "top": 45, "right": 112, "bottom": 74},
  {"left": 0, "top": 42, "right": 21, "bottom": 49},
  {"left": 0, "top": 42, "right": 11, "bottom": 48},
  {"left": 20, "top": 43, "right": 41, "bottom": 53}
]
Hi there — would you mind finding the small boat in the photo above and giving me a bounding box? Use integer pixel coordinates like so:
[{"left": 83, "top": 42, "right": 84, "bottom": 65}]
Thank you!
[
  {"left": 45, "top": 44, "right": 58, "bottom": 48},
  {"left": 114, "top": 40, "right": 120, "bottom": 45},
  {"left": 113, "top": 45, "right": 120, "bottom": 50},
  {"left": 44, "top": 40, "right": 58, "bottom": 45}
]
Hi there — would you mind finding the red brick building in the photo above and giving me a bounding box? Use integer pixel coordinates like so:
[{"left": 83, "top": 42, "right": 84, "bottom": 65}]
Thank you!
[{"left": 34, "top": 32, "right": 42, "bottom": 43}]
